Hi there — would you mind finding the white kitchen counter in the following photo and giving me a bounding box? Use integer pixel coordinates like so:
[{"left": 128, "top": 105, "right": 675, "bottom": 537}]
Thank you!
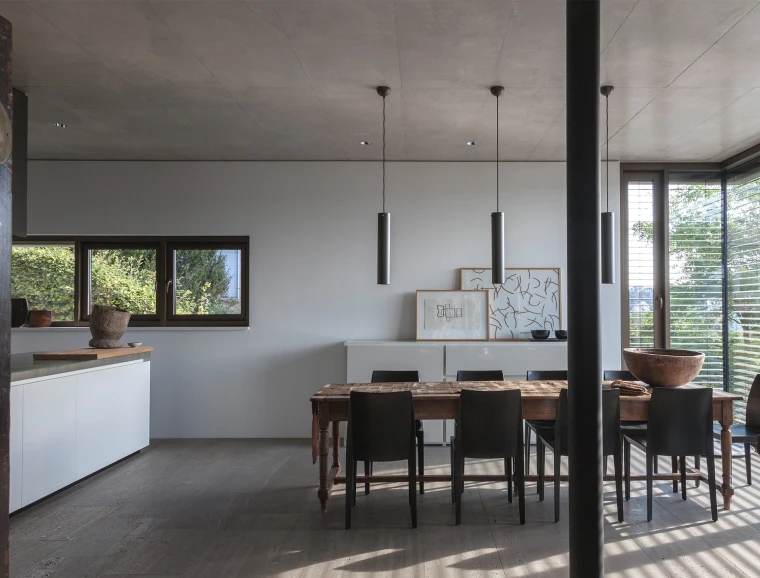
[{"left": 9, "top": 354, "right": 151, "bottom": 513}]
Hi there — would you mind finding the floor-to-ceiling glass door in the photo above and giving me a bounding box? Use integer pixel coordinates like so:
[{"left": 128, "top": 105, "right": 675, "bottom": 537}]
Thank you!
[{"left": 622, "top": 169, "right": 725, "bottom": 389}]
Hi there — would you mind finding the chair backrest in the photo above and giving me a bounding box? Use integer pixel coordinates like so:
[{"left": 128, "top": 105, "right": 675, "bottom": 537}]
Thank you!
[
  {"left": 554, "top": 388, "right": 619, "bottom": 457},
  {"left": 745, "top": 374, "right": 760, "bottom": 431},
  {"left": 348, "top": 391, "right": 415, "bottom": 462},
  {"left": 457, "top": 389, "right": 522, "bottom": 459},
  {"left": 371, "top": 370, "right": 420, "bottom": 383},
  {"left": 527, "top": 370, "right": 568, "bottom": 381},
  {"left": 602, "top": 389, "right": 621, "bottom": 456},
  {"left": 647, "top": 388, "right": 713, "bottom": 456},
  {"left": 604, "top": 370, "right": 636, "bottom": 381},
  {"left": 457, "top": 370, "right": 504, "bottom": 382}
]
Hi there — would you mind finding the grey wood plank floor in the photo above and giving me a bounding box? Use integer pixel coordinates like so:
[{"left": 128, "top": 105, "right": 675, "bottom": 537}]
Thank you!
[{"left": 9, "top": 439, "right": 760, "bottom": 577}]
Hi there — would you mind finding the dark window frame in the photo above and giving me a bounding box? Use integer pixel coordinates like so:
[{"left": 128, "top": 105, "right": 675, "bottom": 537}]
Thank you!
[{"left": 11, "top": 236, "right": 249, "bottom": 328}]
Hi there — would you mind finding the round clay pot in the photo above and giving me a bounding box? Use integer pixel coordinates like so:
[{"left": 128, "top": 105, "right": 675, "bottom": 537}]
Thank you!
[
  {"left": 622, "top": 348, "right": 705, "bottom": 388},
  {"left": 89, "top": 305, "right": 131, "bottom": 349},
  {"left": 26, "top": 310, "right": 52, "bottom": 328}
]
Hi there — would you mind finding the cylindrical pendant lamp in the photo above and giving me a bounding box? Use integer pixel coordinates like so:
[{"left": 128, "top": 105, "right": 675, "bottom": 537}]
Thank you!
[
  {"left": 491, "top": 86, "right": 505, "bottom": 285},
  {"left": 601, "top": 85, "right": 615, "bottom": 284},
  {"left": 377, "top": 212, "right": 390, "bottom": 285},
  {"left": 376, "top": 85, "right": 391, "bottom": 285}
]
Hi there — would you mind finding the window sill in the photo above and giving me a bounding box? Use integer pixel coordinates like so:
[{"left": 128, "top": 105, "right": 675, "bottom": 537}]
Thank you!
[{"left": 11, "top": 326, "right": 250, "bottom": 332}]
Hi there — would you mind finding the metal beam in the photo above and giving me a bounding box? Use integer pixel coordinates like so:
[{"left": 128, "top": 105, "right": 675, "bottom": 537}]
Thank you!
[{"left": 566, "top": 1, "right": 603, "bottom": 576}]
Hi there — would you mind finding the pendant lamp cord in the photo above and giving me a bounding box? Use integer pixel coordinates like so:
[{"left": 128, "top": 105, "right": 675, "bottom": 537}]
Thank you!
[
  {"left": 496, "top": 94, "right": 500, "bottom": 212},
  {"left": 605, "top": 93, "right": 610, "bottom": 212},
  {"left": 382, "top": 94, "right": 386, "bottom": 214}
]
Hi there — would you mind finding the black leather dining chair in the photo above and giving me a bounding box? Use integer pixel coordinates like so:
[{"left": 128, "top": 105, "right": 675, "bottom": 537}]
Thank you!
[
  {"left": 370, "top": 370, "right": 424, "bottom": 495},
  {"left": 345, "top": 390, "right": 417, "bottom": 529},
  {"left": 607, "top": 369, "right": 701, "bottom": 487},
  {"left": 451, "top": 389, "right": 525, "bottom": 525},
  {"left": 457, "top": 370, "right": 505, "bottom": 382},
  {"left": 455, "top": 370, "right": 511, "bottom": 493},
  {"left": 713, "top": 373, "right": 760, "bottom": 485},
  {"left": 537, "top": 388, "right": 624, "bottom": 522},
  {"left": 525, "top": 370, "right": 567, "bottom": 478},
  {"left": 604, "top": 370, "right": 636, "bottom": 381},
  {"left": 624, "top": 387, "right": 718, "bottom": 522}
]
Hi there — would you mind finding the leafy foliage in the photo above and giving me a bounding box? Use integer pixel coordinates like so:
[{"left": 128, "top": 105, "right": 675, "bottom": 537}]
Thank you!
[{"left": 11, "top": 246, "right": 239, "bottom": 321}]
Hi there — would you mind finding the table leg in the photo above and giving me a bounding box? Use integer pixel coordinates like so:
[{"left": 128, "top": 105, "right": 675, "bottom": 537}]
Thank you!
[
  {"left": 318, "top": 406, "right": 330, "bottom": 513},
  {"left": 720, "top": 423, "right": 734, "bottom": 510},
  {"left": 332, "top": 421, "right": 341, "bottom": 471}
]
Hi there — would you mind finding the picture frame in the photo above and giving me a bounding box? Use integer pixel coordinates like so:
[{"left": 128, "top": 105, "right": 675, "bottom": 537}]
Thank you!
[
  {"left": 415, "top": 289, "right": 490, "bottom": 341},
  {"left": 460, "top": 268, "right": 562, "bottom": 340}
]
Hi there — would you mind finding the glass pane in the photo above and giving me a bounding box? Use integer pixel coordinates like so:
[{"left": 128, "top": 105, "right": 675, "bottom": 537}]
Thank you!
[
  {"left": 11, "top": 245, "right": 75, "bottom": 322},
  {"left": 727, "top": 162, "right": 760, "bottom": 422},
  {"left": 89, "top": 249, "right": 157, "bottom": 315},
  {"left": 668, "top": 173, "right": 724, "bottom": 389},
  {"left": 174, "top": 249, "right": 242, "bottom": 315},
  {"left": 628, "top": 180, "right": 655, "bottom": 347}
]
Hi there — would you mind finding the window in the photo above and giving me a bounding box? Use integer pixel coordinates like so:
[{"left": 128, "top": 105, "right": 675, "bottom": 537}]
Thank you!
[
  {"left": 726, "top": 161, "right": 760, "bottom": 420},
  {"left": 10, "top": 236, "right": 248, "bottom": 327},
  {"left": 668, "top": 173, "right": 723, "bottom": 389},
  {"left": 622, "top": 168, "right": 725, "bottom": 390},
  {"left": 626, "top": 178, "right": 657, "bottom": 348},
  {"left": 11, "top": 243, "right": 76, "bottom": 321},
  {"left": 168, "top": 243, "right": 246, "bottom": 322}
]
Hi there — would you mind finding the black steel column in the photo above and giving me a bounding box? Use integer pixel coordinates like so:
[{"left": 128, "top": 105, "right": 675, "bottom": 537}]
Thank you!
[{"left": 567, "top": 1, "right": 603, "bottom": 577}]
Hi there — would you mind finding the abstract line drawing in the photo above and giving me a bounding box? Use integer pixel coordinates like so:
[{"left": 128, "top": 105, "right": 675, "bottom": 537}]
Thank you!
[
  {"left": 416, "top": 290, "right": 489, "bottom": 341},
  {"left": 460, "top": 268, "right": 562, "bottom": 340}
]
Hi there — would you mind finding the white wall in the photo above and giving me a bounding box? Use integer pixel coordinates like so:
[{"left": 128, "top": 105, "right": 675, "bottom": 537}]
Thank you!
[{"left": 12, "top": 161, "right": 621, "bottom": 438}]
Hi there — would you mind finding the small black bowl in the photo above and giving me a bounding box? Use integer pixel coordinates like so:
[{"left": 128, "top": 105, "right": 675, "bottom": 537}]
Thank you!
[
  {"left": 531, "top": 330, "right": 550, "bottom": 340},
  {"left": 555, "top": 329, "right": 568, "bottom": 340}
]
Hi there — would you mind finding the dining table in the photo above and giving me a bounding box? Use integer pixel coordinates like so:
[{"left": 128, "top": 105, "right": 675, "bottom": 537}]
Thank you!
[{"left": 310, "top": 380, "right": 743, "bottom": 513}]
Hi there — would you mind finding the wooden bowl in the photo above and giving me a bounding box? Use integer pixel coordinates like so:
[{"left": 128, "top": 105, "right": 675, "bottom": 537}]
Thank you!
[
  {"left": 622, "top": 348, "right": 705, "bottom": 388},
  {"left": 26, "top": 310, "right": 52, "bottom": 328}
]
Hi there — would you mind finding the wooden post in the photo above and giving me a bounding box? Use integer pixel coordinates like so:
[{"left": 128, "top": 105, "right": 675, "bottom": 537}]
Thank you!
[{"left": 0, "top": 15, "right": 13, "bottom": 578}]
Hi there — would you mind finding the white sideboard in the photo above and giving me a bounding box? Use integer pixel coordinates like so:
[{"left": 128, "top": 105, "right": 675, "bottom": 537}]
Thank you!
[
  {"left": 345, "top": 340, "right": 568, "bottom": 445},
  {"left": 10, "top": 359, "right": 150, "bottom": 512}
]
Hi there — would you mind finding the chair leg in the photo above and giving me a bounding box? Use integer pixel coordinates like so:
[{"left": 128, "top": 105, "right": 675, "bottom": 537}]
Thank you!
[
  {"left": 624, "top": 438, "right": 631, "bottom": 502},
  {"left": 538, "top": 440, "right": 545, "bottom": 502},
  {"left": 654, "top": 454, "right": 659, "bottom": 474},
  {"left": 672, "top": 456, "right": 679, "bottom": 493},
  {"left": 604, "top": 456, "right": 608, "bottom": 476},
  {"left": 450, "top": 439, "right": 456, "bottom": 504},
  {"left": 364, "top": 461, "right": 371, "bottom": 495},
  {"left": 680, "top": 455, "right": 687, "bottom": 501},
  {"left": 409, "top": 452, "right": 417, "bottom": 529},
  {"left": 455, "top": 452, "right": 463, "bottom": 526},
  {"left": 745, "top": 444, "right": 753, "bottom": 486},
  {"left": 507, "top": 457, "right": 513, "bottom": 504},
  {"left": 554, "top": 449, "right": 561, "bottom": 523},
  {"left": 707, "top": 450, "right": 718, "bottom": 522},
  {"left": 417, "top": 430, "right": 425, "bottom": 495},
  {"left": 517, "top": 447, "right": 526, "bottom": 525},
  {"left": 614, "top": 449, "right": 624, "bottom": 523},
  {"left": 353, "top": 460, "right": 357, "bottom": 507},
  {"left": 646, "top": 448, "right": 654, "bottom": 522},
  {"left": 525, "top": 423, "right": 532, "bottom": 475},
  {"left": 345, "top": 457, "right": 354, "bottom": 530},
  {"left": 694, "top": 456, "right": 701, "bottom": 487}
]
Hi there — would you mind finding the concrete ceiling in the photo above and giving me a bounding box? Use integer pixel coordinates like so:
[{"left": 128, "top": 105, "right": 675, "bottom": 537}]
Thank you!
[{"left": 3, "top": 0, "right": 760, "bottom": 162}]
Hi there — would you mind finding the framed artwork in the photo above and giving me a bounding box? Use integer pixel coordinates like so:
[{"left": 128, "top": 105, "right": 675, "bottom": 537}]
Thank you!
[
  {"left": 415, "top": 290, "right": 490, "bottom": 341},
  {"left": 460, "top": 268, "right": 562, "bottom": 340}
]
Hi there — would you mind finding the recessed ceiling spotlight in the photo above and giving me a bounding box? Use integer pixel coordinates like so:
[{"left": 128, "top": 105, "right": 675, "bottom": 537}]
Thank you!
[
  {"left": 53, "top": 122, "right": 67, "bottom": 128},
  {"left": 466, "top": 141, "right": 477, "bottom": 146},
  {"left": 360, "top": 140, "right": 371, "bottom": 145}
]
